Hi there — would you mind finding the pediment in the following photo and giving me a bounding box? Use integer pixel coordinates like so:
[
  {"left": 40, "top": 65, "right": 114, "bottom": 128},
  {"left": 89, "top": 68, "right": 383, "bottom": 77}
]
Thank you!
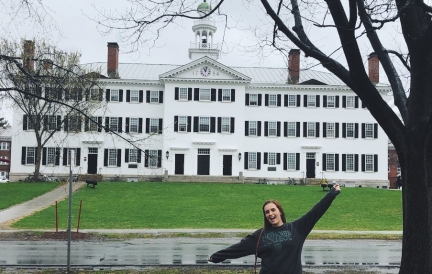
[{"left": 159, "top": 56, "right": 251, "bottom": 83}]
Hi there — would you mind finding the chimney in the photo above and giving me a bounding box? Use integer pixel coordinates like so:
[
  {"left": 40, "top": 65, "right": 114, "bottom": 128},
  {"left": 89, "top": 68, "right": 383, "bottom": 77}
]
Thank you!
[
  {"left": 107, "top": 42, "right": 119, "bottom": 78},
  {"left": 368, "top": 52, "right": 379, "bottom": 84},
  {"left": 288, "top": 49, "right": 300, "bottom": 84},
  {"left": 23, "top": 40, "right": 35, "bottom": 71}
]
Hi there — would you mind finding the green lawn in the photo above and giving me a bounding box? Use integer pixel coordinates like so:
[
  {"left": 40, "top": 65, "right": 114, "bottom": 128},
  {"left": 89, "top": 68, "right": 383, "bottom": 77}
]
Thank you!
[
  {"left": 0, "top": 182, "right": 60, "bottom": 210},
  {"left": 11, "top": 182, "right": 403, "bottom": 231}
]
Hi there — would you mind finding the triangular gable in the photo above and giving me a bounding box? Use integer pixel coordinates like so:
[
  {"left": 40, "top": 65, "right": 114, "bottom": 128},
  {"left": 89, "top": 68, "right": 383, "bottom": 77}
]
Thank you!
[
  {"left": 159, "top": 56, "right": 251, "bottom": 82},
  {"left": 300, "top": 79, "right": 327, "bottom": 85}
]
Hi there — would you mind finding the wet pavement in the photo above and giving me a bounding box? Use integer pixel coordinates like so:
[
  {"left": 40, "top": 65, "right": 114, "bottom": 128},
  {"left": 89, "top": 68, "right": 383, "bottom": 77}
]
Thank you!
[{"left": 0, "top": 238, "right": 401, "bottom": 269}]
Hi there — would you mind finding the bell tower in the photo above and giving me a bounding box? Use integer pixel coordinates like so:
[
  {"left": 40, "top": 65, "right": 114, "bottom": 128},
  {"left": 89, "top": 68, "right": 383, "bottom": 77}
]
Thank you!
[{"left": 189, "top": 0, "right": 220, "bottom": 60}]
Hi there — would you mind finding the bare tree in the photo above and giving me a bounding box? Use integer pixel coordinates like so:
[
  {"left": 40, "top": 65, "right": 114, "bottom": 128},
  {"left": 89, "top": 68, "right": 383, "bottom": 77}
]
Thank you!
[
  {"left": 96, "top": 0, "right": 432, "bottom": 272},
  {"left": 0, "top": 39, "right": 103, "bottom": 181}
]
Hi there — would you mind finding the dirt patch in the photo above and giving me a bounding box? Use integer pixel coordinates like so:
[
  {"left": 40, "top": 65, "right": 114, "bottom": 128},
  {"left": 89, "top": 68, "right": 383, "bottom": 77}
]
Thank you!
[{"left": 0, "top": 231, "right": 103, "bottom": 241}]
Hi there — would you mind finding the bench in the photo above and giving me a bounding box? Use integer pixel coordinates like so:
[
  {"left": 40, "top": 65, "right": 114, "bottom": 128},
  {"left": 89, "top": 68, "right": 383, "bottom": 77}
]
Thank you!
[
  {"left": 86, "top": 180, "right": 98, "bottom": 188},
  {"left": 321, "top": 183, "right": 334, "bottom": 191}
]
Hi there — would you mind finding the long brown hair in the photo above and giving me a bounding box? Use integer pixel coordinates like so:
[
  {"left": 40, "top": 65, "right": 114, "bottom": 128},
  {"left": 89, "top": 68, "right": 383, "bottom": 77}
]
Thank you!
[{"left": 262, "top": 200, "right": 287, "bottom": 228}]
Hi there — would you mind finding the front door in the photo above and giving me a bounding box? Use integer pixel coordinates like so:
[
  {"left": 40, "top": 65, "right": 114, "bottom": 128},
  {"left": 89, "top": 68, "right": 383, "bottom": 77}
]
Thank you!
[
  {"left": 87, "top": 148, "right": 98, "bottom": 174},
  {"left": 197, "top": 148, "right": 210, "bottom": 175},
  {"left": 223, "top": 155, "right": 232, "bottom": 176},
  {"left": 306, "top": 152, "right": 316, "bottom": 178},
  {"left": 175, "top": 154, "right": 185, "bottom": 175}
]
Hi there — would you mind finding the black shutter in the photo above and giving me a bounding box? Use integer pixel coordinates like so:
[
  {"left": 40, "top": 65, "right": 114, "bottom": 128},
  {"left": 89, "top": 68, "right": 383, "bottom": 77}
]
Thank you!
[
  {"left": 174, "top": 116, "right": 178, "bottom": 132},
  {"left": 361, "top": 123, "right": 365, "bottom": 138},
  {"left": 374, "top": 123, "right": 378, "bottom": 138},
  {"left": 335, "top": 154, "right": 339, "bottom": 171},
  {"left": 137, "top": 149, "right": 142, "bottom": 163},
  {"left": 336, "top": 123, "right": 339, "bottom": 138},
  {"left": 316, "top": 122, "right": 320, "bottom": 137},
  {"left": 296, "top": 122, "right": 300, "bottom": 137},
  {"left": 106, "top": 89, "right": 110, "bottom": 101},
  {"left": 57, "top": 115, "right": 62, "bottom": 131},
  {"left": 217, "top": 117, "right": 221, "bottom": 133},
  {"left": 258, "top": 94, "right": 262, "bottom": 106},
  {"left": 159, "top": 119, "right": 163, "bottom": 134},
  {"left": 194, "top": 116, "right": 199, "bottom": 132},
  {"left": 361, "top": 154, "right": 365, "bottom": 171},
  {"left": 342, "top": 123, "right": 346, "bottom": 138},
  {"left": 284, "top": 122, "right": 288, "bottom": 137},
  {"left": 117, "top": 149, "right": 121, "bottom": 167},
  {"left": 55, "top": 148, "right": 60, "bottom": 166},
  {"left": 64, "top": 117, "right": 69, "bottom": 132},
  {"left": 119, "top": 89, "right": 123, "bottom": 102},
  {"left": 76, "top": 148, "right": 81, "bottom": 166},
  {"left": 265, "top": 94, "right": 269, "bottom": 106},
  {"left": 304, "top": 95, "right": 307, "bottom": 107},
  {"left": 355, "top": 96, "right": 359, "bottom": 108},
  {"left": 297, "top": 95, "right": 301, "bottom": 107},
  {"left": 245, "top": 121, "right": 249, "bottom": 136},
  {"left": 144, "top": 149, "right": 149, "bottom": 167},
  {"left": 158, "top": 150, "right": 162, "bottom": 168},
  {"left": 23, "top": 115, "right": 28, "bottom": 130},
  {"left": 231, "top": 89, "right": 235, "bottom": 102},
  {"left": 218, "top": 89, "right": 222, "bottom": 101},
  {"left": 145, "top": 118, "right": 150, "bottom": 133},
  {"left": 63, "top": 148, "right": 68, "bottom": 166},
  {"left": 342, "top": 96, "right": 346, "bottom": 108},
  {"left": 316, "top": 95, "right": 320, "bottom": 107},
  {"left": 125, "top": 149, "right": 129, "bottom": 163},
  {"left": 42, "top": 147, "right": 47, "bottom": 165},
  {"left": 322, "top": 153, "right": 327, "bottom": 171},
  {"left": 264, "top": 152, "right": 268, "bottom": 164},
  {"left": 374, "top": 154, "right": 378, "bottom": 172},
  {"left": 104, "top": 149, "right": 108, "bottom": 166},
  {"left": 277, "top": 94, "right": 281, "bottom": 106},
  {"left": 277, "top": 153, "right": 281, "bottom": 165},
  {"left": 98, "top": 117, "right": 103, "bottom": 132},
  {"left": 303, "top": 122, "right": 307, "bottom": 137},
  {"left": 355, "top": 123, "right": 359, "bottom": 138},
  {"left": 126, "top": 90, "right": 130, "bottom": 102},
  {"left": 230, "top": 117, "right": 235, "bottom": 133},
  {"left": 296, "top": 153, "right": 300, "bottom": 170},
  {"left": 125, "top": 118, "right": 130, "bottom": 133},
  {"left": 85, "top": 117, "right": 89, "bottom": 132},
  {"left": 139, "top": 90, "right": 144, "bottom": 102},
  {"left": 188, "top": 88, "right": 192, "bottom": 100},
  {"left": 146, "top": 90, "right": 150, "bottom": 103},
  {"left": 244, "top": 152, "right": 249, "bottom": 169},
  {"left": 323, "top": 95, "right": 327, "bottom": 107},
  {"left": 194, "top": 88, "right": 199, "bottom": 101},
  {"left": 245, "top": 93, "right": 249, "bottom": 106},
  {"left": 139, "top": 118, "right": 143, "bottom": 133},
  {"left": 257, "top": 152, "right": 261, "bottom": 170},
  {"left": 210, "top": 117, "right": 216, "bottom": 133},
  {"left": 257, "top": 121, "right": 261, "bottom": 136},
  {"left": 355, "top": 154, "right": 359, "bottom": 171},
  {"left": 336, "top": 96, "right": 340, "bottom": 107},
  {"left": 159, "top": 91, "right": 163, "bottom": 103},
  {"left": 118, "top": 117, "right": 122, "bottom": 133},
  {"left": 283, "top": 153, "right": 287, "bottom": 170},
  {"left": 277, "top": 122, "right": 281, "bottom": 136},
  {"left": 284, "top": 95, "right": 288, "bottom": 107},
  {"left": 105, "top": 117, "right": 109, "bottom": 132},
  {"left": 21, "top": 147, "right": 26, "bottom": 164},
  {"left": 187, "top": 116, "right": 191, "bottom": 132},
  {"left": 175, "top": 87, "right": 179, "bottom": 100},
  {"left": 323, "top": 122, "right": 327, "bottom": 137},
  {"left": 211, "top": 89, "right": 216, "bottom": 101},
  {"left": 264, "top": 121, "right": 268, "bottom": 136},
  {"left": 43, "top": 116, "right": 48, "bottom": 130},
  {"left": 342, "top": 154, "right": 346, "bottom": 171}
]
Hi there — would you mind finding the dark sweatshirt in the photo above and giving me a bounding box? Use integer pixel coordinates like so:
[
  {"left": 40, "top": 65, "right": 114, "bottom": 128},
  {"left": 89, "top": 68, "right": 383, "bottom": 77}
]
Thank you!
[{"left": 210, "top": 188, "right": 340, "bottom": 274}]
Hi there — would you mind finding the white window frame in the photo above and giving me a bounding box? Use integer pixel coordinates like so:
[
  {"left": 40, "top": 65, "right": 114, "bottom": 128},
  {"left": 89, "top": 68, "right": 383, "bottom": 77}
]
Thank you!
[
  {"left": 346, "top": 96, "right": 355, "bottom": 108},
  {"left": 268, "top": 94, "right": 277, "bottom": 106},
  {"left": 346, "top": 123, "right": 354, "bottom": 138},
  {"left": 179, "top": 88, "right": 188, "bottom": 100},
  {"left": 90, "top": 89, "right": 100, "bottom": 101},
  {"left": 307, "top": 95, "right": 316, "bottom": 107},
  {"left": 109, "top": 117, "right": 118, "bottom": 132},
  {"left": 46, "top": 147, "right": 56, "bottom": 165},
  {"left": 150, "top": 118, "right": 159, "bottom": 133},
  {"left": 365, "top": 123, "right": 374, "bottom": 138},
  {"left": 287, "top": 122, "right": 296, "bottom": 137},
  {"left": 249, "top": 94, "right": 258, "bottom": 106},
  {"left": 287, "top": 153, "right": 296, "bottom": 170},
  {"left": 199, "top": 89, "right": 211, "bottom": 101},
  {"left": 0, "top": 142, "right": 9, "bottom": 150},
  {"left": 66, "top": 148, "right": 78, "bottom": 166},
  {"left": 222, "top": 89, "right": 231, "bottom": 102},
  {"left": 26, "top": 147, "right": 35, "bottom": 164},
  {"left": 365, "top": 154, "right": 374, "bottom": 172},
  {"left": 178, "top": 116, "right": 187, "bottom": 132},
  {"left": 346, "top": 154, "right": 355, "bottom": 172},
  {"left": 327, "top": 95, "right": 335, "bottom": 108},
  {"left": 69, "top": 116, "right": 81, "bottom": 132},
  {"left": 326, "top": 122, "right": 335, "bottom": 138},
  {"left": 249, "top": 121, "right": 257, "bottom": 136},
  {"left": 199, "top": 117, "right": 210, "bottom": 132},
  {"left": 288, "top": 95, "right": 297, "bottom": 107},
  {"left": 268, "top": 152, "right": 276, "bottom": 165},
  {"left": 110, "top": 89, "right": 119, "bottom": 102},
  {"left": 149, "top": 149, "right": 158, "bottom": 168},
  {"left": 89, "top": 117, "right": 98, "bottom": 132},
  {"left": 221, "top": 117, "right": 230, "bottom": 133},
  {"left": 326, "top": 153, "right": 335, "bottom": 171},
  {"left": 248, "top": 152, "right": 257, "bottom": 169},
  {"left": 150, "top": 90, "right": 159, "bottom": 103},
  {"left": 307, "top": 122, "right": 316, "bottom": 137},
  {"left": 48, "top": 115, "right": 57, "bottom": 131},
  {"left": 108, "top": 149, "right": 117, "bottom": 166},
  {"left": 26, "top": 115, "right": 36, "bottom": 130},
  {"left": 268, "top": 121, "right": 277, "bottom": 136},
  {"left": 129, "top": 117, "right": 139, "bottom": 133},
  {"left": 129, "top": 149, "right": 138, "bottom": 163},
  {"left": 130, "top": 90, "right": 139, "bottom": 102}
]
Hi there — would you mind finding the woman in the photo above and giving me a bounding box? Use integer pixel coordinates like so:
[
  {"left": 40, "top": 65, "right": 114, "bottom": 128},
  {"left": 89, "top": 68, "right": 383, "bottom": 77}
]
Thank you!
[{"left": 209, "top": 184, "right": 341, "bottom": 274}]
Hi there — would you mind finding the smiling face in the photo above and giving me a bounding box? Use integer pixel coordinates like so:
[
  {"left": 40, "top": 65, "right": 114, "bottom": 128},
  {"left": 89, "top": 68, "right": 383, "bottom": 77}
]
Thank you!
[{"left": 263, "top": 202, "right": 284, "bottom": 227}]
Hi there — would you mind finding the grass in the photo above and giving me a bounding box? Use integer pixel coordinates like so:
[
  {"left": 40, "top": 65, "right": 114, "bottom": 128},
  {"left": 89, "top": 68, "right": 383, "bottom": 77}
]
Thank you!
[
  {"left": 11, "top": 182, "right": 403, "bottom": 231},
  {"left": 0, "top": 182, "right": 60, "bottom": 210}
]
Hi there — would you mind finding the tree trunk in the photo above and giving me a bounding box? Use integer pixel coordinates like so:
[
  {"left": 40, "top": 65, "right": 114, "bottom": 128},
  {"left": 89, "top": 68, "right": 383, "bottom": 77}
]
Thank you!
[{"left": 34, "top": 141, "right": 42, "bottom": 181}]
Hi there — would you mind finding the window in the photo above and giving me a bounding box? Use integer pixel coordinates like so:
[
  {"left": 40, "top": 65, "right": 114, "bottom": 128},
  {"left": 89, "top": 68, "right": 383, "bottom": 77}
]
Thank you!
[
  {"left": 66, "top": 148, "right": 79, "bottom": 166},
  {"left": 307, "top": 122, "right": 316, "bottom": 137},
  {"left": 326, "top": 122, "right": 335, "bottom": 138},
  {"left": 200, "top": 89, "right": 211, "bottom": 101},
  {"left": 130, "top": 90, "right": 139, "bottom": 102},
  {"left": 68, "top": 116, "right": 81, "bottom": 132},
  {"left": 199, "top": 117, "right": 210, "bottom": 132},
  {"left": 222, "top": 89, "right": 231, "bottom": 102},
  {"left": 346, "top": 154, "right": 355, "bottom": 171},
  {"left": 179, "top": 88, "right": 188, "bottom": 100},
  {"left": 365, "top": 123, "right": 374, "bottom": 138},
  {"left": 108, "top": 149, "right": 117, "bottom": 166},
  {"left": 249, "top": 94, "right": 258, "bottom": 106},
  {"left": 0, "top": 142, "right": 9, "bottom": 150},
  {"left": 288, "top": 95, "right": 297, "bottom": 107},
  {"left": 150, "top": 91, "right": 159, "bottom": 103},
  {"left": 129, "top": 118, "right": 139, "bottom": 133},
  {"left": 150, "top": 118, "right": 160, "bottom": 133},
  {"left": 248, "top": 152, "right": 257, "bottom": 169},
  {"left": 47, "top": 115, "right": 57, "bottom": 131},
  {"left": 178, "top": 116, "right": 188, "bottom": 132},
  {"left": 26, "top": 115, "right": 36, "bottom": 130},
  {"left": 327, "top": 96, "right": 335, "bottom": 108},
  {"left": 26, "top": 147, "right": 36, "bottom": 164},
  {"left": 268, "top": 121, "right": 277, "bottom": 136},
  {"left": 148, "top": 150, "right": 158, "bottom": 168},
  {"left": 109, "top": 117, "right": 118, "bottom": 132},
  {"left": 268, "top": 152, "right": 276, "bottom": 165},
  {"left": 268, "top": 94, "right": 277, "bottom": 106},
  {"left": 46, "top": 147, "right": 56, "bottom": 165},
  {"left": 0, "top": 156, "right": 8, "bottom": 165},
  {"left": 221, "top": 117, "right": 230, "bottom": 133},
  {"left": 90, "top": 89, "right": 101, "bottom": 100},
  {"left": 346, "top": 96, "right": 355, "bottom": 108},
  {"left": 346, "top": 123, "right": 354, "bottom": 138},
  {"left": 110, "top": 89, "right": 119, "bottom": 101},
  {"left": 249, "top": 121, "right": 257, "bottom": 136},
  {"left": 286, "top": 153, "right": 296, "bottom": 170},
  {"left": 89, "top": 117, "right": 99, "bottom": 132},
  {"left": 129, "top": 149, "right": 138, "bottom": 163},
  {"left": 326, "top": 154, "right": 335, "bottom": 171},
  {"left": 287, "top": 122, "right": 296, "bottom": 137},
  {"left": 365, "top": 154, "right": 374, "bottom": 171},
  {"left": 307, "top": 95, "right": 316, "bottom": 107}
]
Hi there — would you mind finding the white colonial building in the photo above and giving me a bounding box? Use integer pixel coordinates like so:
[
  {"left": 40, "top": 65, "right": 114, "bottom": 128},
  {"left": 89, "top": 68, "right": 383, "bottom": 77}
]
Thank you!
[{"left": 9, "top": 1, "right": 391, "bottom": 186}]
